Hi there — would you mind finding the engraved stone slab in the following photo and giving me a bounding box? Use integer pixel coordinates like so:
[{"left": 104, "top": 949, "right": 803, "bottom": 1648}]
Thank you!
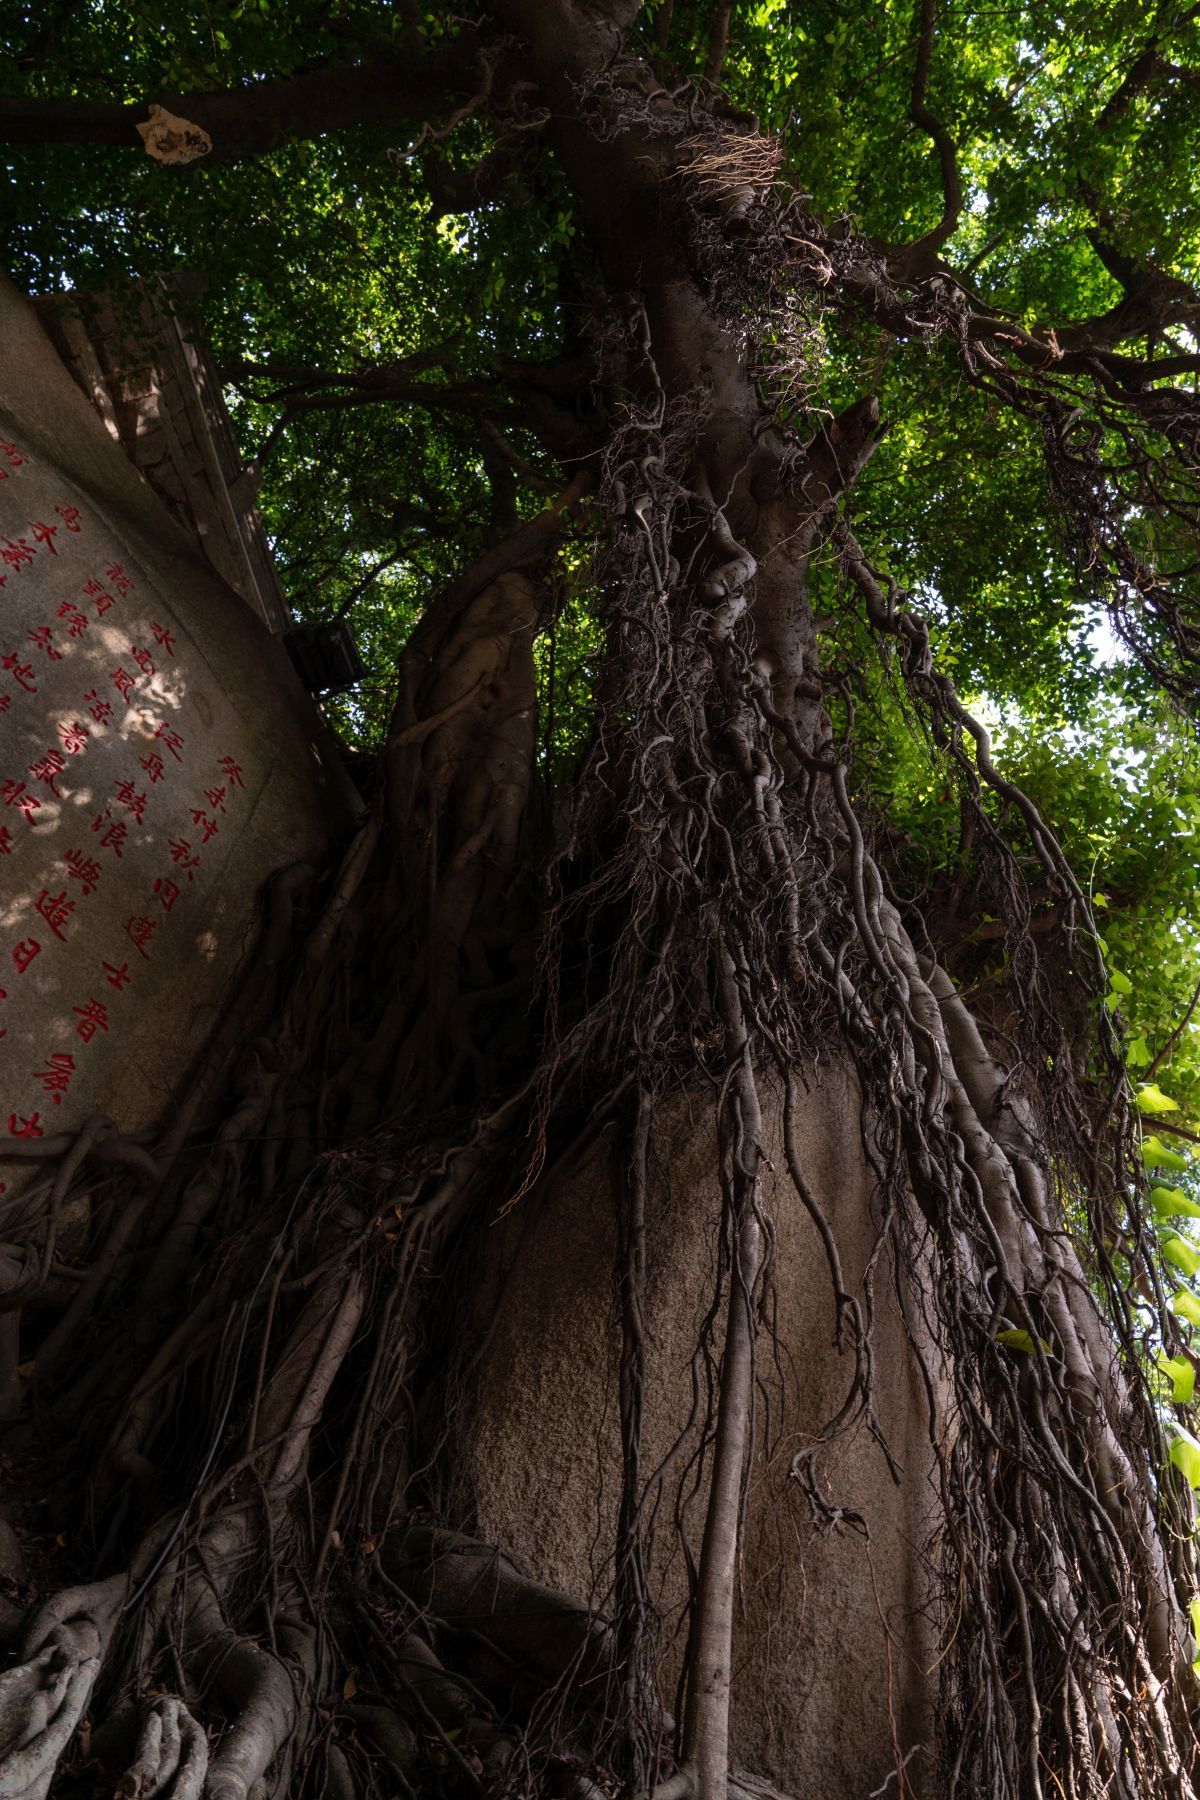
[{"left": 0, "top": 271, "right": 351, "bottom": 1173}]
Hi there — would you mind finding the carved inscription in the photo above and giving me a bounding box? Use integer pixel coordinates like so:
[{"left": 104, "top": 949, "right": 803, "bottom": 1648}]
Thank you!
[{"left": 0, "top": 431, "right": 265, "bottom": 1154}]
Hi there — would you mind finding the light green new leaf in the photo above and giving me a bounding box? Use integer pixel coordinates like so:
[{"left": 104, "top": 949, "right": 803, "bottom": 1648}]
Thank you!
[
  {"left": 1163, "top": 1235, "right": 1200, "bottom": 1277},
  {"left": 1137, "top": 1083, "right": 1181, "bottom": 1116},
  {"left": 1170, "top": 1429, "right": 1200, "bottom": 1489},
  {"left": 1143, "top": 1136, "right": 1191, "bottom": 1172},
  {"left": 1158, "top": 1351, "right": 1196, "bottom": 1404},
  {"left": 996, "top": 1328, "right": 1051, "bottom": 1354},
  {"left": 1172, "top": 1289, "right": 1200, "bottom": 1327},
  {"left": 1152, "top": 1186, "right": 1200, "bottom": 1220}
]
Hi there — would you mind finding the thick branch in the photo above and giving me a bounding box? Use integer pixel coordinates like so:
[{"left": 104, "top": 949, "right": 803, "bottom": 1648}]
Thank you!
[
  {"left": 703, "top": 4, "right": 733, "bottom": 85},
  {"left": 1096, "top": 6, "right": 1200, "bottom": 128},
  {"left": 900, "top": 0, "right": 963, "bottom": 267},
  {"left": 1055, "top": 221, "right": 1200, "bottom": 354},
  {"left": 0, "top": 34, "right": 481, "bottom": 163}
]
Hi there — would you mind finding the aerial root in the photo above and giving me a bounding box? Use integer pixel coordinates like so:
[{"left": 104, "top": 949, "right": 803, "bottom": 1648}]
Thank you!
[
  {"left": 0, "top": 1575, "right": 125, "bottom": 1800},
  {"left": 116, "top": 1696, "right": 208, "bottom": 1800},
  {"left": 189, "top": 1624, "right": 310, "bottom": 1800},
  {"left": 385, "top": 1525, "right": 616, "bottom": 1695}
]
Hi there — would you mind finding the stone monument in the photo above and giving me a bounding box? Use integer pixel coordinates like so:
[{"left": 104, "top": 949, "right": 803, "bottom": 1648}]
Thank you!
[{"left": 0, "top": 269, "right": 350, "bottom": 1165}]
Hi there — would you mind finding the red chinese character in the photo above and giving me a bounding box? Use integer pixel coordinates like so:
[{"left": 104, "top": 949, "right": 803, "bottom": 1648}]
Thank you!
[
  {"left": 110, "top": 666, "right": 136, "bottom": 704},
  {"left": 140, "top": 752, "right": 166, "bottom": 784},
  {"left": 1, "top": 537, "right": 34, "bottom": 572},
  {"left": 2, "top": 654, "right": 36, "bottom": 694},
  {"left": 34, "top": 889, "right": 74, "bottom": 942},
  {"left": 0, "top": 826, "right": 11, "bottom": 856},
  {"left": 130, "top": 643, "right": 155, "bottom": 678},
  {"left": 0, "top": 697, "right": 9, "bottom": 713},
  {"left": 30, "top": 520, "right": 58, "bottom": 555},
  {"left": 168, "top": 837, "right": 201, "bottom": 880},
  {"left": 84, "top": 688, "right": 113, "bottom": 725},
  {"left": 63, "top": 848, "right": 101, "bottom": 894},
  {"left": 218, "top": 755, "right": 245, "bottom": 788},
  {"left": 91, "top": 814, "right": 128, "bottom": 857},
  {"left": 53, "top": 504, "right": 82, "bottom": 532},
  {"left": 56, "top": 602, "right": 88, "bottom": 638},
  {"left": 29, "top": 750, "right": 66, "bottom": 796},
  {"left": 7, "top": 1114, "right": 43, "bottom": 1140},
  {"left": 106, "top": 563, "right": 133, "bottom": 596},
  {"left": 11, "top": 938, "right": 40, "bottom": 974},
  {"left": 154, "top": 723, "right": 184, "bottom": 761},
  {"left": 150, "top": 621, "right": 176, "bottom": 656},
  {"left": 114, "top": 779, "right": 148, "bottom": 824},
  {"left": 73, "top": 998, "right": 109, "bottom": 1042},
  {"left": 34, "top": 1051, "right": 75, "bottom": 1105},
  {"left": 102, "top": 959, "right": 131, "bottom": 992},
  {"left": 58, "top": 720, "right": 88, "bottom": 755},
  {"left": 191, "top": 809, "right": 219, "bottom": 844},
  {"left": 28, "top": 626, "right": 61, "bottom": 661},
  {"left": 203, "top": 784, "right": 227, "bottom": 813},
  {"left": 152, "top": 875, "right": 180, "bottom": 913},
  {"left": 83, "top": 578, "right": 114, "bottom": 616},
  {"left": 0, "top": 441, "right": 27, "bottom": 468},
  {"left": 123, "top": 915, "right": 157, "bottom": 959},
  {"left": 1, "top": 781, "right": 40, "bottom": 822}
]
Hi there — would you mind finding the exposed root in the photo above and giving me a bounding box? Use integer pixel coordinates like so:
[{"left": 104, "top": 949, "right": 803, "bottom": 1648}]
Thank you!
[
  {"left": 0, "top": 1578, "right": 125, "bottom": 1800},
  {"left": 117, "top": 1697, "right": 208, "bottom": 1800}
]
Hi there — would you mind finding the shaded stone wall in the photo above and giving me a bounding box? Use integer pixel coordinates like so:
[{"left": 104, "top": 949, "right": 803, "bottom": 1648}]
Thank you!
[
  {"left": 35, "top": 279, "right": 288, "bottom": 634},
  {"left": 0, "top": 269, "right": 351, "bottom": 1166},
  {"left": 469, "top": 1067, "right": 941, "bottom": 1799}
]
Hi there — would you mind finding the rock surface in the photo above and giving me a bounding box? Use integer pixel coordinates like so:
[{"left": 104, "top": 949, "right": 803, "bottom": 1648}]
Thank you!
[
  {"left": 0, "top": 268, "right": 350, "bottom": 1164},
  {"left": 469, "top": 1066, "right": 940, "bottom": 1799}
]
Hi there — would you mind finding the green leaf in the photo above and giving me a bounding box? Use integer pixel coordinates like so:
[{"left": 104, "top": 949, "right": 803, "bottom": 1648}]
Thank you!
[
  {"left": 1163, "top": 1235, "right": 1200, "bottom": 1277},
  {"left": 1152, "top": 1186, "right": 1200, "bottom": 1220},
  {"left": 1108, "top": 969, "right": 1133, "bottom": 995},
  {"left": 1143, "top": 1136, "right": 1191, "bottom": 1171},
  {"left": 996, "top": 1328, "right": 1051, "bottom": 1354},
  {"left": 1126, "top": 1035, "right": 1151, "bottom": 1068},
  {"left": 1158, "top": 1351, "right": 1196, "bottom": 1404},
  {"left": 1137, "top": 1083, "right": 1180, "bottom": 1115},
  {"left": 1172, "top": 1288, "right": 1200, "bottom": 1326},
  {"left": 1170, "top": 1429, "right": 1200, "bottom": 1489}
]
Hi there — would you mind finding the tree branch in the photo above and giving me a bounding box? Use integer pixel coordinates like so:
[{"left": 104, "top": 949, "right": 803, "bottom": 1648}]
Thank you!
[
  {"left": 703, "top": 3, "right": 733, "bottom": 85},
  {"left": 0, "top": 32, "right": 482, "bottom": 164},
  {"left": 1145, "top": 972, "right": 1200, "bottom": 1084},
  {"left": 1055, "top": 224, "right": 1200, "bottom": 354},
  {"left": 899, "top": 0, "right": 963, "bottom": 269},
  {"left": 228, "top": 356, "right": 501, "bottom": 419},
  {"left": 1095, "top": 5, "right": 1200, "bottom": 129}
]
